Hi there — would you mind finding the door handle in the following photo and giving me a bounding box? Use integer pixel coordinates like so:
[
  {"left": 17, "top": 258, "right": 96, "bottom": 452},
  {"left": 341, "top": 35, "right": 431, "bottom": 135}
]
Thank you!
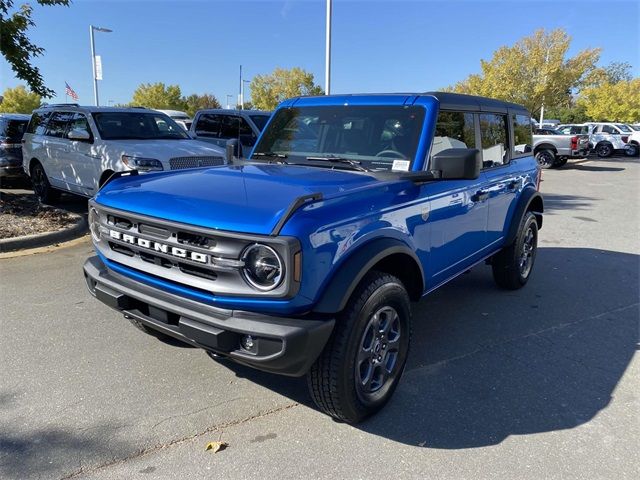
[{"left": 472, "top": 190, "right": 490, "bottom": 202}]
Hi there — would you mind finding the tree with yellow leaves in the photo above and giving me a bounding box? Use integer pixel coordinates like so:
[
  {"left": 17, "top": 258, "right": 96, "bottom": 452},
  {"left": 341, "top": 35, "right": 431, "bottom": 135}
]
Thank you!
[{"left": 578, "top": 79, "right": 640, "bottom": 122}]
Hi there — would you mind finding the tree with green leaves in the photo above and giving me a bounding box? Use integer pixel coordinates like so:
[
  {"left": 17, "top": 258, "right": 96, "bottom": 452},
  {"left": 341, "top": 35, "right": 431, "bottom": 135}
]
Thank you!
[
  {"left": 578, "top": 78, "right": 640, "bottom": 122},
  {"left": 1, "top": 0, "right": 70, "bottom": 97},
  {"left": 131, "top": 83, "right": 187, "bottom": 110},
  {"left": 447, "top": 29, "right": 600, "bottom": 117},
  {"left": 184, "top": 93, "right": 221, "bottom": 117},
  {"left": 0, "top": 85, "right": 41, "bottom": 113},
  {"left": 250, "top": 67, "right": 323, "bottom": 111}
]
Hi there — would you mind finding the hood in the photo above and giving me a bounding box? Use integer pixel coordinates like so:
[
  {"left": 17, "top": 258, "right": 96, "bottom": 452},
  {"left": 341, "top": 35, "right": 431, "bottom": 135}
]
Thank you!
[
  {"left": 95, "top": 164, "right": 382, "bottom": 235},
  {"left": 108, "top": 139, "right": 224, "bottom": 161}
]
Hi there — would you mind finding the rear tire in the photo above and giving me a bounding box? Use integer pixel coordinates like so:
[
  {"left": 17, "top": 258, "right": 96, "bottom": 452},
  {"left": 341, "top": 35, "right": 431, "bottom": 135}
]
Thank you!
[
  {"left": 535, "top": 149, "right": 556, "bottom": 169},
  {"left": 624, "top": 143, "right": 639, "bottom": 157},
  {"left": 492, "top": 212, "right": 538, "bottom": 290},
  {"left": 30, "top": 162, "right": 60, "bottom": 204},
  {"left": 596, "top": 143, "right": 613, "bottom": 158},
  {"left": 307, "top": 271, "right": 411, "bottom": 424}
]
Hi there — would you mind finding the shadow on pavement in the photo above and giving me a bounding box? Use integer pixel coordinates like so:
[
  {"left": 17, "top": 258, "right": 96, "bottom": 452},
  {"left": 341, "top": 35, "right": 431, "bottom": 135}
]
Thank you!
[
  {"left": 542, "top": 193, "right": 597, "bottom": 213},
  {"left": 562, "top": 164, "right": 625, "bottom": 172},
  {"left": 219, "top": 247, "right": 639, "bottom": 448}
]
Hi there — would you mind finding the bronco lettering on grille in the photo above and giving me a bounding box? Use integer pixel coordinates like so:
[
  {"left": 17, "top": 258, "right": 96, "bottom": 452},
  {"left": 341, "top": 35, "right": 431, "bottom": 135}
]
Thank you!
[{"left": 109, "top": 230, "right": 209, "bottom": 264}]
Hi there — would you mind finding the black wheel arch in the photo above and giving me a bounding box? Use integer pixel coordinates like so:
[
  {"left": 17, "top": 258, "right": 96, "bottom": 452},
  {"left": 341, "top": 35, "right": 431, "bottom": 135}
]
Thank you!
[
  {"left": 504, "top": 187, "right": 543, "bottom": 247},
  {"left": 313, "top": 238, "right": 424, "bottom": 314},
  {"left": 534, "top": 144, "right": 557, "bottom": 154}
]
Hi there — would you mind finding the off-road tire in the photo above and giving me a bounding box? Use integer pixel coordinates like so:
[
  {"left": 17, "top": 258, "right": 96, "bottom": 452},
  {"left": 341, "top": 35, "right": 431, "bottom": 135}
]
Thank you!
[
  {"left": 492, "top": 211, "right": 538, "bottom": 290},
  {"left": 30, "top": 162, "right": 60, "bottom": 204},
  {"left": 307, "top": 271, "right": 411, "bottom": 424},
  {"left": 535, "top": 149, "right": 556, "bottom": 169}
]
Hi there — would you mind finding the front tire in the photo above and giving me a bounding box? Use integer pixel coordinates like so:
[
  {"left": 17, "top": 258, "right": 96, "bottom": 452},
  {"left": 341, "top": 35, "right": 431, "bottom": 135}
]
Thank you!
[
  {"left": 307, "top": 271, "right": 411, "bottom": 423},
  {"left": 624, "top": 143, "right": 639, "bottom": 157},
  {"left": 535, "top": 149, "right": 556, "bottom": 169},
  {"left": 492, "top": 212, "right": 538, "bottom": 290},
  {"left": 30, "top": 162, "right": 59, "bottom": 204}
]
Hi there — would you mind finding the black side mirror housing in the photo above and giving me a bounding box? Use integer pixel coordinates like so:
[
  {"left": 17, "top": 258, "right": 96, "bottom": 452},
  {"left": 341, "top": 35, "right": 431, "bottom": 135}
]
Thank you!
[{"left": 430, "top": 148, "right": 481, "bottom": 180}]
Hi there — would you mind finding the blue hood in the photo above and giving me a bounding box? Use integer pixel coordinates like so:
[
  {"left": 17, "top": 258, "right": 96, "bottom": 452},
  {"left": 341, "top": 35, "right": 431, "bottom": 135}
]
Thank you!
[{"left": 95, "top": 164, "right": 381, "bottom": 235}]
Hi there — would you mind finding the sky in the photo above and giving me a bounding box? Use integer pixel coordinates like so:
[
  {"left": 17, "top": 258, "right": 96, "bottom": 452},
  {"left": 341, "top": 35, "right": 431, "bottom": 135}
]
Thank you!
[{"left": 1, "top": 0, "right": 638, "bottom": 107}]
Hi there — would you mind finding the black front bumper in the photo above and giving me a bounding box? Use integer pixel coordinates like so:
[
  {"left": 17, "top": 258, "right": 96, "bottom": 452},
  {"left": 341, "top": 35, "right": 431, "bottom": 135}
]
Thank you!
[{"left": 83, "top": 256, "right": 334, "bottom": 376}]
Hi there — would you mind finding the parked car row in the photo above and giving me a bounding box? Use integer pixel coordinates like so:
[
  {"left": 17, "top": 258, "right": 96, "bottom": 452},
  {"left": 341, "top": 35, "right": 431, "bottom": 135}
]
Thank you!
[
  {"left": 0, "top": 105, "right": 272, "bottom": 201},
  {"left": 532, "top": 121, "right": 639, "bottom": 168}
]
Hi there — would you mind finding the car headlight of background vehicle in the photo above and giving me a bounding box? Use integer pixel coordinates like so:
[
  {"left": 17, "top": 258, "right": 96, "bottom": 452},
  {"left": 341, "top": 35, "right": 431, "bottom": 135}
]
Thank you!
[
  {"left": 241, "top": 244, "right": 284, "bottom": 291},
  {"left": 121, "top": 155, "right": 164, "bottom": 171}
]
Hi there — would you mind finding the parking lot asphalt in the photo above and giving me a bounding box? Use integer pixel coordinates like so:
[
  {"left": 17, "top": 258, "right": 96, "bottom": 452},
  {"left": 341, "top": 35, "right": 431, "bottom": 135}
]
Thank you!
[{"left": 1, "top": 156, "right": 638, "bottom": 480}]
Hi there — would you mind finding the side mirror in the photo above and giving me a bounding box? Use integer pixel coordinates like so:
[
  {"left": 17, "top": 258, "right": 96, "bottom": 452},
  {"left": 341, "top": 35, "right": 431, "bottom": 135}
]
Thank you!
[
  {"left": 68, "top": 128, "right": 91, "bottom": 141},
  {"left": 431, "top": 148, "right": 481, "bottom": 180}
]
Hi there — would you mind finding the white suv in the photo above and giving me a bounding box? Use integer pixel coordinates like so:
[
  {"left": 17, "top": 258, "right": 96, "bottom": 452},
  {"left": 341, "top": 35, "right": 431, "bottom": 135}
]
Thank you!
[
  {"left": 22, "top": 105, "right": 226, "bottom": 202},
  {"left": 585, "top": 122, "right": 635, "bottom": 157}
]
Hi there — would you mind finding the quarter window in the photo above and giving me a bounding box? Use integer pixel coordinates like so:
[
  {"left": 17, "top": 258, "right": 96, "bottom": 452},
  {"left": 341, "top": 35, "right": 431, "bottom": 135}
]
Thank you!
[
  {"left": 431, "top": 111, "right": 476, "bottom": 156},
  {"left": 512, "top": 114, "right": 532, "bottom": 155},
  {"left": 479, "top": 113, "right": 509, "bottom": 167}
]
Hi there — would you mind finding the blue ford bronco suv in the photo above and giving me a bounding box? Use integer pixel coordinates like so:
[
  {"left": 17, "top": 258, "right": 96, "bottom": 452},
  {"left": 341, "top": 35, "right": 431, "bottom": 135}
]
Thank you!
[{"left": 84, "top": 92, "right": 543, "bottom": 423}]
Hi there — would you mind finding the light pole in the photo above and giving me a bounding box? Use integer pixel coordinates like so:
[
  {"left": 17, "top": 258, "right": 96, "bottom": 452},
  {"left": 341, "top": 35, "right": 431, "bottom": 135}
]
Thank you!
[
  {"left": 90, "top": 25, "right": 112, "bottom": 106},
  {"left": 325, "top": 0, "right": 332, "bottom": 95},
  {"left": 226, "top": 94, "right": 233, "bottom": 109},
  {"left": 242, "top": 80, "right": 250, "bottom": 109}
]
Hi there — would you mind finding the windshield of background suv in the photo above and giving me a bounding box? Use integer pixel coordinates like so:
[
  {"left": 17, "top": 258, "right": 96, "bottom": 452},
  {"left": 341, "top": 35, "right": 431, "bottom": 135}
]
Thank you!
[
  {"left": 92, "top": 112, "right": 190, "bottom": 140},
  {"left": 252, "top": 105, "right": 425, "bottom": 171},
  {"left": 616, "top": 124, "right": 632, "bottom": 133},
  {"left": 250, "top": 115, "right": 270, "bottom": 131}
]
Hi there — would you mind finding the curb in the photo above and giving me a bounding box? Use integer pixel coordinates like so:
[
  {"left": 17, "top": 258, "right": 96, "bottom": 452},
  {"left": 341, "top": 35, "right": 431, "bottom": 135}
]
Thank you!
[{"left": 0, "top": 216, "right": 88, "bottom": 253}]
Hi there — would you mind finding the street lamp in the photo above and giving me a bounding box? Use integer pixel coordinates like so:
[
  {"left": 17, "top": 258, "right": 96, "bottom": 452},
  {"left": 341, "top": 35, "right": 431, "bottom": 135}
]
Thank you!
[
  {"left": 226, "top": 94, "right": 233, "bottom": 109},
  {"left": 90, "top": 25, "right": 112, "bottom": 106},
  {"left": 241, "top": 80, "right": 250, "bottom": 109}
]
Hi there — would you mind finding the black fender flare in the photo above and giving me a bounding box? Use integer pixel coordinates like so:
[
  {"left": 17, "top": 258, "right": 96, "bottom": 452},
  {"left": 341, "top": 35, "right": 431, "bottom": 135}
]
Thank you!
[
  {"left": 534, "top": 143, "right": 557, "bottom": 154},
  {"left": 313, "top": 237, "right": 424, "bottom": 314},
  {"left": 504, "top": 187, "right": 544, "bottom": 246}
]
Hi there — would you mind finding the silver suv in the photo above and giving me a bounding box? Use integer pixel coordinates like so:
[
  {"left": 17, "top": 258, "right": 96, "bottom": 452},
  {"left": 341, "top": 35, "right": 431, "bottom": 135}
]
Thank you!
[{"left": 22, "top": 105, "right": 226, "bottom": 202}]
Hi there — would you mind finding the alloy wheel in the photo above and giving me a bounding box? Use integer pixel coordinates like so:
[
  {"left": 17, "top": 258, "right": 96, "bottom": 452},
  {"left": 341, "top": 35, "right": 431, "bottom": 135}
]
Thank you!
[{"left": 519, "top": 226, "right": 536, "bottom": 278}]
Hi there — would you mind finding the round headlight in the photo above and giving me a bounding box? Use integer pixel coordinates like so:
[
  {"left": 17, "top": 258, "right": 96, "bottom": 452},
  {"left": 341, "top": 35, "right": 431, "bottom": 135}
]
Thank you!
[
  {"left": 241, "top": 244, "right": 284, "bottom": 291},
  {"left": 89, "top": 207, "right": 101, "bottom": 242}
]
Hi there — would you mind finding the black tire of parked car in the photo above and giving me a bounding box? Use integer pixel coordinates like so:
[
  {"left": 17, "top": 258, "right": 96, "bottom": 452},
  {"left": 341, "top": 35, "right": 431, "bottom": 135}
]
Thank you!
[
  {"left": 553, "top": 157, "right": 568, "bottom": 168},
  {"left": 535, "top": 149, "right": 556, "bottom": 169},
  {"left": 307, "top": 271, "right": 411, "bottom": 424},
  {"left": 624, "top": 143, "right": 639, "bottom": 157},
  {"left": 595, "top": 142, "right": 614, "bottom": 158},
  {"left": 30, "top": 162, "right": 60, "bottom": 204},
  {"left": 491, "top": 211, "right": 538, "bottom": 290}
]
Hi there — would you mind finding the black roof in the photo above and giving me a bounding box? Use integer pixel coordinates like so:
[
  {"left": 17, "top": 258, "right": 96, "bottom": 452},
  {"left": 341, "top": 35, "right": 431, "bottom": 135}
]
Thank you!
[{"left": 424, "top": 92, "right": 529, "bottom": 114}]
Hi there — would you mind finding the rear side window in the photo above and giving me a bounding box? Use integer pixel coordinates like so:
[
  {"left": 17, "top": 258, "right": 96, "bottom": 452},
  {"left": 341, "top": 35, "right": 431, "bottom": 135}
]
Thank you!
[
  {"left": 479, "top": 113, "right": 509, "bottom": 167},
  {"left": 431, "top": 111, "right": 476, "bottom": 156},
  {"left": 220, "top": 116, "right": 253, "bottom": 139},
  {"left": 195, "top": 114, "right": 222, "bottom": 137},
  {"left": 1, "top": 119, "right": 29, "bottom": 140},
  {"left": 512, "top": 114, "right": 532, "bottom": 155},
  {"left": 27, "top": 112, "right": 52, "bottom": 135},
  {"left": 45, "top": 112, "right": 75, "bottom": 138}
]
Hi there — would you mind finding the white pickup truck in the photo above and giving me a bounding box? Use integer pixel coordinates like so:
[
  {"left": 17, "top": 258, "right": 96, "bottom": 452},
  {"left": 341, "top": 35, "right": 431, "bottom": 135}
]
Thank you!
[{"left": 533, "top": 127, "right": 590, "bottom": 168}]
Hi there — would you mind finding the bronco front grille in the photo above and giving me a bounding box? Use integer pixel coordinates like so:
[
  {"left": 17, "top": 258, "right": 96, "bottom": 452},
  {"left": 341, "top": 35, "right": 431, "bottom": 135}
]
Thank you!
[
  {"left": 90, "top": 203, "right": 299, "bottom": 298},
  {"left": 169, "top": 156, "right": 224, "bottom": 170}
]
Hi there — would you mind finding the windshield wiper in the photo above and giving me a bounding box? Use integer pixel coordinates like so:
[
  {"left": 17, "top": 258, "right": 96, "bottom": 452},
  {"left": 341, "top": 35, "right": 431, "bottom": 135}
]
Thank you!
[
  {"left": 252, "top": 152, "right": 289, "bottom": 164},
  {"left": 305, "top": 156, "right": 370, "bottom": 172}
]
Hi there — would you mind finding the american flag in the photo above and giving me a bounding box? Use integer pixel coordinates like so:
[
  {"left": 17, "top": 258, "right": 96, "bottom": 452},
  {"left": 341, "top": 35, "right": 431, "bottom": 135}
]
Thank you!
[{"left": 65, "top": 82, "right": 79, "bottom": 101}]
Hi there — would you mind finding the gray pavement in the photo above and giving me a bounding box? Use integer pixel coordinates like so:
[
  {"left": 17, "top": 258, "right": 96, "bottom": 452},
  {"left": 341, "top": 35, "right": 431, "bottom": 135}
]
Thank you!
[{"left": 1, "top": 156, "right": 638, "bottom": 479}]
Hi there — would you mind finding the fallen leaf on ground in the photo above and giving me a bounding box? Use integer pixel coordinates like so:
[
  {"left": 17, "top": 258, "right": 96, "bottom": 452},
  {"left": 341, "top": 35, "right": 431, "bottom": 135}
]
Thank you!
[{"left": 205, "top": 441, "right": 228, "bottom": 453}]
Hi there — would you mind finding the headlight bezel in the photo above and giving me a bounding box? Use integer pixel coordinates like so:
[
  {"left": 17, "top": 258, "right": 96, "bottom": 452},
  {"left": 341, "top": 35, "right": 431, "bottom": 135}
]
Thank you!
[
  {"left": 121, "top": 155, "right": 164, "bottom": 172},
  {"left": 240, "top": 243, "right": 285, "bottom": 291}
]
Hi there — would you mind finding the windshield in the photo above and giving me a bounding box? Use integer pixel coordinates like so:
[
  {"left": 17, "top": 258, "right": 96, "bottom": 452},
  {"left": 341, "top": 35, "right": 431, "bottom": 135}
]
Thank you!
[
  {"left": 253, "top": 105, "right": 425, "bottom": 171},
  {"left": 616, "top": 124, "right": 632, "bottom": 133},
  {"left": 629, "top": 125, "right": 640, "bottom": 131},
  {"left": 172, "top": 115, "right": 191, "bottom": 120},
  {"left": 92, "top": 112, "right": 190, "bottom": 140},
  {"left": 250, "top": 115, "right": 270, "bottom": 131}
]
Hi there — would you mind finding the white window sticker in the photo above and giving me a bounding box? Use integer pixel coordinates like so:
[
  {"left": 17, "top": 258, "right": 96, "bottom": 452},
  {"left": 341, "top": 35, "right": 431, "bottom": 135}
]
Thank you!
[{"left": 392, "top": 160, "right": 410, "bottom": 172}]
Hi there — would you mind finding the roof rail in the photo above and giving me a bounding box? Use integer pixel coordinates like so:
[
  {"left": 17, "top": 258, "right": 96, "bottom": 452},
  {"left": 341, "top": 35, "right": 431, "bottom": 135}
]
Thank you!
[{"left": 41, "top": 103, "right": 80, "bottom": 108}]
